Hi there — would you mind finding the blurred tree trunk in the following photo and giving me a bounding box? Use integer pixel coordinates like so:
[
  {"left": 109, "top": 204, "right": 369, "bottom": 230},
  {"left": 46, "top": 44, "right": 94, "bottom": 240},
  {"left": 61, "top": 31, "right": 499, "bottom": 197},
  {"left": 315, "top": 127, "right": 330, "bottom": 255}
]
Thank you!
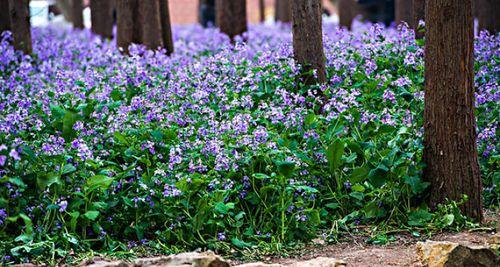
[
  {"left": 116, "top": 0, "right": 139, "bottom": 54},
  {"left": 215, "top": 0, "right": 247, "bottom": 41},
  {"left": 8, "top": 0, "right": 31, "bottom": 54},
  {"left": 395, "top": 0, "right": 413, "bottom": 27},
  {"left": 476, "top": 0, "right": 499, "bottom": 33},
  {"left": 259, "top": 0, "right": 265, "bottom": 23},
  {"left": 275, "top": 0, "right": 291, "bottom": 23},
  {"left": 56, "top": 0, "right": 73, "bottom": 23},
  {"left": 413, "top": 0, "right": 425, "bottom": 38},
  {"left": 291, "top": 0, "right": 326, "bottom": 85},
  {"left": 0, "top": 0, "right": 11, "bottom": 34},
  {"left": 159, "top": 0, "right": 174, "bottom": 55},
  {"left": 424, "top": 0, "right": 482, "bottom": 221},
  {"left": 138, "top": 0, "right": 163, "bottom": 50},
  {"left": 338, "top": 0, "right": 360, "bottom": 30},
  {"left": 71, "top": 0, "right": 84, "bottom": 29},
  {"left": 90, "top": 0, "right": 114, "bottom": 39}
]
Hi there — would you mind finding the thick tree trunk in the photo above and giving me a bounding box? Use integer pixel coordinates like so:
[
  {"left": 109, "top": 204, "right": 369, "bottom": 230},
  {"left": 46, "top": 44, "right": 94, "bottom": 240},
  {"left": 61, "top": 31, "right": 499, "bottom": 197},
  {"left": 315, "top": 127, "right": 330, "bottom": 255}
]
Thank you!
[
  {"left": 338, "top": 0, "right": 361, "bottom": 30},
  {"left": 259, "top": 0, "right": 265, "bottom": 23},
  {"left": 291, "top": 0, "right": 326, "bottom": 85},
  {"left": 0, "top": 0, "right": 11, "bottom": 34},
  {"left": 215, "top": 0, "right": 247, "bottom": 41},
  {"left": 138, "top": 0, "right": 163, "bottom": 50},
  {"left": 275, "top": 0, "right": 291, "bottom": 23},
  {"left": 71, "top": 0, "right": 84, "bottom": 29},
  {"left": 90, "top": 0, "right": 114, "bottom": 39},
  {"left": 8, "top": 0, "right": 31, "bottom": 54},
  {"left": 413, "top": 0, "right": 425, "bottom": 38},
  {"left": 159, "top": 0, "right": 174, "bottom": 55},
  {"left": 476, "top": 0, "right": 499, "bottom": 33},
  {"left": 395, "top": 0, "right": 413, "bottom": 27},
  {"left": 116, "top": 0, "right": 139, "bottom": 54},
  {"left": 424, "top": 0, "right": 482, "bottom": 221}
]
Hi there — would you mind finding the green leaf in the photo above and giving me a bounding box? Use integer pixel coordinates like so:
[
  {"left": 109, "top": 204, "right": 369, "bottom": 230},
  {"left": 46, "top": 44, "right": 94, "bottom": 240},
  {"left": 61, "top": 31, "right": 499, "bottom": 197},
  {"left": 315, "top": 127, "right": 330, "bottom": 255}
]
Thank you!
[
  {"left": 326, "top": 139, "right": 345, "bottom": 172},
  {"left": 62, "top": 164, "right": 77, "bottom": 175},
  {"left": 408, "top": 209, "right": 432, "bottom": 226},
  {"left": 214, "top": 202, "right": 234, "bottom": 215},
  {"left": 442, "top": 214, "right": 455, "bottom": 226},
  {"left": 277, "top": 161, "right": 295, "bottom": 178},
  {"left": 37, "top": 172, "right": 62, "bottom": 190},
  {"left": 86, "top": 175, "right": 114, "bottom": 190},
  {"left": 351, "top": 184, "right": 365, "bottom": 192},
  {"left": 368, "top": 167, "right": 388, "bottom": 188},
  {"left": 62, "top": 111, "right": 80, "bottom": 141},
  {"left": 231, "top": 237, "right": 252, "bottom": 249},
  {"left": 83, "top": 211, "right": 99, "bottom": 221},
  {"left": 69, "top": 212, "right": 80, "bottom": 232},
  {"left": 350, "top": 165, "right": 370, "bottom": 183}
]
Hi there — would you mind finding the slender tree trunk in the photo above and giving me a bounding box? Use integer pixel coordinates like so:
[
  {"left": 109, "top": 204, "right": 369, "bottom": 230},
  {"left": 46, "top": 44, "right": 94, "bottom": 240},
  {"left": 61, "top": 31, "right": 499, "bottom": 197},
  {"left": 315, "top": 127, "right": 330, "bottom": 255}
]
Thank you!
[
  {"left": 259, "top": 0, "right": 265, "bottom": 23},
  {"left": 413, "top": 0, "right": 425, "bottom": 38},
  {"left": 338, "top": 0, "right": 359, "bottom": 30},
  {"left": 8, "top": 0, "right": 31, "bottom": 54},
  {"left": 291, "top": 0, "right": 326, "bottom": 85},
  {"left": 138, "top": 0, "right": 163, "bottom": 50},
  {"left": 215, "top": 0, "right": 247, "bottom": 41},
  {"left": 395, "top": 0, "right": 413, "bottom": 27},
  {"left": 159, "top": 0, "right": 174, "bottom": 55},
  {"left": 275, "top": 0, "right": 291, "bottom": 23},
  {"left": 424, "top": 0, "right": 482, "bottom": 221},
  {"left": 476, "top": 0, "right": 499, "bottom": 33},
  {"left": 90, "top": 0, "right": 114, "bottom": 39},
  {"left": 71, "top": 0, "right": 84, "bottom": 29},
  {"left": 56, "top": 0, "right": 74, "bottom": 23},
  {"left": 116, "top": 0, "right": 139, "bottom": 54},
  {"left": 0, "top": 0, "right": 11, "bottom": 34}
]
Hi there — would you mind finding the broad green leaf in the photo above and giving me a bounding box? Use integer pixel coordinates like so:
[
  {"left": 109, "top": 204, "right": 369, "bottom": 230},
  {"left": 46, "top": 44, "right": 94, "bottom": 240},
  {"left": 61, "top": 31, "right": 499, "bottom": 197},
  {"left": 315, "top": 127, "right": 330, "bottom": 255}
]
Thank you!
[
  {"left": 350, "top": 165, "right": 370, "bottom": 183},
  {"left": 326, "top": 139, "right": 345, "bottom": 172},
  {"left": 86, "top": 175, "right": 114, "bottom": 190},
  {"left": 37, "top": 172, "right": 62, "bottom": 190},
  {"left": 277, "top": 161, "right": 295, "bottom": 178},
  {"left": 83, "top": 210, "right": 99, "bottom": 221}
]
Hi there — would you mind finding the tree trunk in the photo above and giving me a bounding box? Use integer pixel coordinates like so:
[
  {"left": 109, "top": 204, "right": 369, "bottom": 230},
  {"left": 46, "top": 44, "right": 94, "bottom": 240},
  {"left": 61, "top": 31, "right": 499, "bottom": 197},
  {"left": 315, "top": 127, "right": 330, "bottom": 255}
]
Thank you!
[
  {"left": 338, "top": 0, "right": 360, "bottom": 30},
  {"left": 0, "top": 0, "right": 11, "bottom": 34},
  {"left": 215, "top": 0, "right": 247, "bottom": 41},
  {"left": 476, "top": 0, "right": 499, "bottom": 33},
  {"left": 90, "top": 0, "right": 114, "bottom": 39},
  {"left": 275, "top": 0, "right": 291, "bottom": 23},
  {"left": 395, "top": 0, "right": 413, "bottom": 27},
  {"left": 424, "top": 0, "right": 482, "bottom": 221},
  {"left": 259, "top": 0, "right": 265, "bottom": 23},
  {"left": 116, "top": 0, "right": 139, "bottom": 54},
  {"left": 138, "top": 0, "right": 163, "bottom": 50},
  {"left": 413, "top": 0, "right": 425, "bottom": 38},
  {"left": 71, "top": 0, "right": 84, "bottom": 29},
  {"left": 56, "top": 0, "right": 74, "bottom": 23},
  {"left": 159, "top": 0, "right": 174, "bottom": 55},
  {"left": 291, "top": 0, "right": 326, "bottom": 85},
  {"left": 8, "top": 0, "right": 31, "bottom": 54}
]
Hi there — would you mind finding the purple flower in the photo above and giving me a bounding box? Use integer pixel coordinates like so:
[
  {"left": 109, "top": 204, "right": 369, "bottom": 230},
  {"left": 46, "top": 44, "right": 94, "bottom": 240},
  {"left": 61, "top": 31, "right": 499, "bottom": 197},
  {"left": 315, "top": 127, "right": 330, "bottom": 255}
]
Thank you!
[
  {"left": 217, "top": 232, "right": 226, "bottom": 241},
  {"left": 0, "top": 155, "right": 6, "bottom": 166},
  {"left": 9, "top": 149, "right": 20, "bottom": 161}
]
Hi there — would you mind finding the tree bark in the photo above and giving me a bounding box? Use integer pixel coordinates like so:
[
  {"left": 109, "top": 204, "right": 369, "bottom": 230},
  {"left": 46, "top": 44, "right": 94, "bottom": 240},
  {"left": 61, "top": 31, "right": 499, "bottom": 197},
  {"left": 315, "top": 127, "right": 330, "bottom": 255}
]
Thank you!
[
  {"left": 8, "top": 0, "right": 31, "bottom": 54},
  {"left": 159, "top": 0, "right": 174, "bottom": 55},
  {"left": 138, "top": 0, "right": 163, "bottom": 50},
  {"left": 338, "top": 0, "right": 361, "bottom": 30},
  {"left": 476, "top": 0, "right": 499, "bottom": 33},
  {"left": 90, "top": 0, "right": 114, "bottom": 39},
  {"left": 291, "top": 0, "right": 326, "bottom": 85},
  {"left": 424, "top": 0, "right": 482, "bottom": 221},
  {"left": 395, "top": 0, "right": 413, "bottom": 27},
  {"left": 275, "top": 0, "right": 291, "bottom": 23},
  {"left": 71, "top": 0, "right": 84, "bottom": 29},
  {"left": 0, "top": 0, "right": 11, "bottom": 34},
  {"left": 116, "top": 0, "right": 139, "bottom": 54},
  {"left": 413, "top": 0, "right": 425, "bottom": 38},
  {"left": 56, "top": 0, "right": 74, "bottom": 23},
  {"left": 215, "top": 0, "right": 247, "bottom": 41},
  {"left": 259, "top": 0, "right": 265, "bottom": 23}
]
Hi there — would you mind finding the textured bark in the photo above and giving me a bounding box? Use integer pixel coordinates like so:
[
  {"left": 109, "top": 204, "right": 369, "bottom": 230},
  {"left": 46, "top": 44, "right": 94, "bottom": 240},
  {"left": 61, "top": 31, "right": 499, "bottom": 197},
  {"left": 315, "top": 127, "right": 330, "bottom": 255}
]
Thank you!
[
  {"left": 338, "top": 0, "right": 354, "bottom": 30},
  {"left": 138, "top": 0, "right": 163, "bottom": 50},
  {"left": 0, "top": 0, "right": 11, "bottom": 34},
  {"left": 476, "top": 0, "right": 500, "bottom": 33},
  {"left": 71, "top": 0, "right": 84, "bottom": 29},
  {"left": 424, "top": 0, "right": 482, "bottom": 221},
  {"left": 413, "top": 0, "right": 425, "bottom": 38},
  {"left": 275, "top": 0, "right": 291, "bottom": 23},
  {"left": 90, "top": 0, "right": 114, "bottom": 39},
  {"left": 8, "top": 0, "right": 31, "bottom": 54},
  {"left": 291, "top": 0, "right": 326, "bottom": 85},
  {"left": 259, "top": 0, "right": 265, "bottom": 23},
  {"left": 215, "top": 0, "right": 247, "bottom": 41},
  {"left": 116, "top": 0, "right": 140, "bottom": 54},
  {"left": 395, "top": 0, "right": 413, "bottom": 27},
  {"left": 159, "top": 0, "right": 174, "bottom": 55}
]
